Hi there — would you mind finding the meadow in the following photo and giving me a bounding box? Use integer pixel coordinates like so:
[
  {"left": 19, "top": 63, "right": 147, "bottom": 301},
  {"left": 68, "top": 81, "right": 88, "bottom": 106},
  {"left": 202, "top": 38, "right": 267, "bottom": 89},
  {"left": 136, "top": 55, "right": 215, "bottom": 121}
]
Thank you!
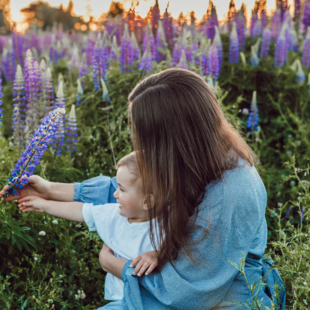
[{"left": 0, "top": 0, "right": 310, "bottom": 309}]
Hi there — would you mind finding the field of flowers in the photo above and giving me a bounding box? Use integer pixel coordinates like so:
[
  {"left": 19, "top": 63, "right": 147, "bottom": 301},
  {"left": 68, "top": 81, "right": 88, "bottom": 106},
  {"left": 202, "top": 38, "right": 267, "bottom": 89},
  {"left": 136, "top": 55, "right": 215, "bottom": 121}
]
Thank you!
[{"left": 0, "top": 0, "right": 309, "bottom": 309}]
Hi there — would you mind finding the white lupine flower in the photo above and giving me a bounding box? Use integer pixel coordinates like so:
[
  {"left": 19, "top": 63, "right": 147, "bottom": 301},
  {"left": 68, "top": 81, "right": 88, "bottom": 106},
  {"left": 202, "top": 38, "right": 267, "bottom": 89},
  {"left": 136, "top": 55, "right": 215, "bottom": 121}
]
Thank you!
[
  {"left": 38, "top": 231, "right": 46, "bottom": 236},
  {"left": 52, "top": 220, "right": 58, "bottom": 225}
]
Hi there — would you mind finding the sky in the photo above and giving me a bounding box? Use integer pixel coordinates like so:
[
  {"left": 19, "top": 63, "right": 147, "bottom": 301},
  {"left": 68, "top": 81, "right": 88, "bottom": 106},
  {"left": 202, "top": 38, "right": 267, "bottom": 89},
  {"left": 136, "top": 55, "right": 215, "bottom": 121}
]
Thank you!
[{"left": 10, "top": 0, "right": 291, "bottom": 32}]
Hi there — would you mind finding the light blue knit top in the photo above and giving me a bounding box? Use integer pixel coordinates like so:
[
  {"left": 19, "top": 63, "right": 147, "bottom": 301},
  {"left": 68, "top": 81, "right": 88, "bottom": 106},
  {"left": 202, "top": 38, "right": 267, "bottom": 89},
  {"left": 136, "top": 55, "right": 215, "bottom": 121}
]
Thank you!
[{"left": 74, "top": 159, "right": 273, "bottom": 309}]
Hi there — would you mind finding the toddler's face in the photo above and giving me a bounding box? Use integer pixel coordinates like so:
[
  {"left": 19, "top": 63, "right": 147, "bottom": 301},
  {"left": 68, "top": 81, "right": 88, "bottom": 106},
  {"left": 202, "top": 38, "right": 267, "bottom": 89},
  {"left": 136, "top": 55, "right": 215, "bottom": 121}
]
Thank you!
[{"left": 113, "top": 166, "right": 147, "bottom": 223}]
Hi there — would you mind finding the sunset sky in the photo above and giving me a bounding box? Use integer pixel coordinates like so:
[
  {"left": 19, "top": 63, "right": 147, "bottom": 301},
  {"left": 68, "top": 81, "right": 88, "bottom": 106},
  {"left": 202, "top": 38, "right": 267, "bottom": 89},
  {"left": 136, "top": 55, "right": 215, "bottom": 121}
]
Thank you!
[{"left": 10, "top": 0, "right": 293, "bottom": 31}]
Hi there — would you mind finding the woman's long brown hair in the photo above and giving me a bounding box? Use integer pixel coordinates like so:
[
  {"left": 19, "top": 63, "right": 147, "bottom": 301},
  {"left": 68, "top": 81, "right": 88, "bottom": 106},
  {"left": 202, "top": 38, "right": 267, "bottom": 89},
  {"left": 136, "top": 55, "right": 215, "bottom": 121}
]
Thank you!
[{"left": 128, "top": 68, "right": 255, "bottom": 272}]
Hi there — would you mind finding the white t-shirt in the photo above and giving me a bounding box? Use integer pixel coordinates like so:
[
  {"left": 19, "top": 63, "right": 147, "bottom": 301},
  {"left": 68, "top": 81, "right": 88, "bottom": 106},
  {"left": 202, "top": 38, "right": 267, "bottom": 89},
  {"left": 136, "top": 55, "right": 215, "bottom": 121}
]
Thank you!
[{"left": 82, "top": 203, "right": 160, "bottom": 301}]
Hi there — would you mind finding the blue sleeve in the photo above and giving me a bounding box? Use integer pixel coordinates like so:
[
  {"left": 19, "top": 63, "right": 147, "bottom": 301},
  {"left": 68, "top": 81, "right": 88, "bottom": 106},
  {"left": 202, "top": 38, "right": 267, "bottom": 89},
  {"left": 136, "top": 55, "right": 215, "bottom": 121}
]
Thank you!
[
  {"left": 121, "top": 164, "right": 268, "bottom": 310},
  {"left": 74, "top": 175, "right": 118, "bottom": 205}
]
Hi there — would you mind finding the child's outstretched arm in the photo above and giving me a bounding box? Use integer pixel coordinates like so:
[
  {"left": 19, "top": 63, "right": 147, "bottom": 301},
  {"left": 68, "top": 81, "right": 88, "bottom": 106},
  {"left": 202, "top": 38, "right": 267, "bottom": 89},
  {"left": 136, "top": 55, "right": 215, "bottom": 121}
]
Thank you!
[
  {"left": 130, "top": 250, "right": 158, "bottom": 276},
  {"left": 17, "top": 196, "right": 84, "bottom": 222}
]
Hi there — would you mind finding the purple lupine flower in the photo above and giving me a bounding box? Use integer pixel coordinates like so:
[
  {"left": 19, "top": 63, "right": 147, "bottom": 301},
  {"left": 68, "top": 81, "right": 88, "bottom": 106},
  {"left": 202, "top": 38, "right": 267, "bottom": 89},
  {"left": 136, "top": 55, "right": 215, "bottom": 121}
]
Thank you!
[
  {"left": 143, "top": 21, "right": 156, "bottom": 61},
  {"left": 200, "top": 45, "right": 211, "bottom": 76},
  {"left": 271, "top": 8, "right": 282, "bottom": 40},
  {"left": 151, "top": 0, "right": 160, "bottom": 38},
  {"left": 162, "top": 6, "right": 174, "bottom": 48},
  {"left": 6, "top": 108, "right": 65, "bottom": 196},
  {"left": 247, "top": 91, "right": 259, "bottom": 132},
  {"left": 260, "top": 27, "right": 271, "bottom": 58},
  {"left": 261, "top": 10, "right": 267, "bottom": 31},
  {"left": 155, "top": 20, "right": 167, "bottom": 62},
  {"left": 274, "top": 25, "right": 288, "bottom": 67},
  {"left": 101, "top": 79, "right": 111, "bottom": 103},
  {"left": 235, "top": 10, "right": 246, "bottom": 51},
  {"left": 76, "top": 79, "right": 83, "bottom": 106},
  {"left": 229, "top": 22, "right": 239, "bottom": 64},
  {"left": 302, "top": 27, "right": 310, "bottom": 67},
  {"left": 253, "top": 19, "right": 262, "bottom": 37},
  {"left": 172, "top": 40, "right": 181, "bottom": 67},
  {"left": 120, "top": 23, "right": 134, "bottom": 73},
  {"left": 303, "top": 0, "right": 310, "bottom": 30},
  {"left": 92, "top": 34, "right": 101, "bottom": 91},
  {"left": 138, "top": 42, "right": 153, "bottom": 74},
  {"left": 110, "top": 35, "right": 119, "bottom": 61},
  {"left": 251, "top": 46, "right": 259, "bottom": 67},
  {"left": 100, "top": 41, "right": 109, "bottom": 82},
  {"left": 12, "top": 65, "right": 26, "bottom": 147},
  {"left": 214, "top": 26, "right": 223, "bottom": 71},
  {"left": 65, "top": 105, "right": 78, "bottom": 155},
  {"left": 193, "top": 41, "right": 200, "bottom": 66},
  {"left": 24, "top": 50, "right": 41, "bottom": 142},
  {"left": 0, "top": 73, "right": 2, "bottom": 136},
  {"left": 177, "top": 50, "right": 188, "bottom": 70},
  {"left": 131, "top": 32, "right": 140, "bottom": 62},
  {"left": 52, "top": 82, "right": 66, "bottom": 156},
  {"left": 45, "top": 68, "right": 55, "bottom": 113},
  {"left": 78, "top": 53, "right": 88, "bottom": 80},
  {"left": 289, "top": 24, "right": 297, "bottom": 51},
  {"left": 250, "top": 11, "right": 258, "bottom": 37},
  {"left": 210, "top": 43, "right": 220, "bottom": 81},
  {"left": 205, "top": 6, "right": 219, "bottom": 41}
]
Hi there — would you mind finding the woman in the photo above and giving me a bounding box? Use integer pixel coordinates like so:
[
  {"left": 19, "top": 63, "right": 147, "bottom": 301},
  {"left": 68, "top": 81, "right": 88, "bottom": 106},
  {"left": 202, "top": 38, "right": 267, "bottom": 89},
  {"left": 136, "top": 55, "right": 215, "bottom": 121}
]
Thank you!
[{"left": 1, "top": 69, "right": 285, "bottom": 309}]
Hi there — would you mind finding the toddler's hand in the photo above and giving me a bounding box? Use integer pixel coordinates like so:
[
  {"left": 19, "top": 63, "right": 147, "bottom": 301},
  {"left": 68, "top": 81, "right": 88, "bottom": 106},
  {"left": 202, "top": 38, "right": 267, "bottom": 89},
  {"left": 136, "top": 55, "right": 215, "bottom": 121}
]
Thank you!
[
  {"left": 130, "top": 250, "right": 158, "bottom": 276},
  {"left": 17, "top": 196, "right": 48, "bottom": 213}
]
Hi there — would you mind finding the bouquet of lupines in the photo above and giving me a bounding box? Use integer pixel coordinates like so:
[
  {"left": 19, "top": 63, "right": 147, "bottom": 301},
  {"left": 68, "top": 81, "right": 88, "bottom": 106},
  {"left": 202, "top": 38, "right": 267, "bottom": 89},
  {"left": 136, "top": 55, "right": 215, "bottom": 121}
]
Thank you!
[{"left": 6, "top": 108, "right": 65, "bottom": 196}]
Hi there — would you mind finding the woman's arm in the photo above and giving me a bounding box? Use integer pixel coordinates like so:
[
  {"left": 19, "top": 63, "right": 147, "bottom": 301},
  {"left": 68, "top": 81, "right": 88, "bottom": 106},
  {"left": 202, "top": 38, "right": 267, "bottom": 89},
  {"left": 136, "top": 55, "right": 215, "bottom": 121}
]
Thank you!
[{"left": 99, "top": 244, "right": 127, "bottom": 280}]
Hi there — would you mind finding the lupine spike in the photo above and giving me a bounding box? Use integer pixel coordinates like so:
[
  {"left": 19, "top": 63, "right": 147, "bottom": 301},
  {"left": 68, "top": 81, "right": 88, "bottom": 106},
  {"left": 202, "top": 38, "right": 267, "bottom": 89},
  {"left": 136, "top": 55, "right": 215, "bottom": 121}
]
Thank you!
[
  {"left": 143, "top": 21, "right": 156, "bottom": 61},
  {"left": 247, "top": 91, "right": 259, "bottom": 133},
  {"left": 110, "top": 35, "right": 120, "bottom": 61},
  {"left": 200, "top": 43, "right": 211, "bottom": 76},
  {"left": 120, "top": 23, "right": 134, "bottom": 72},
  {"left": 274, "top": 24, "right": 288, "bottom": 67},
  {"left": 155, "top": 20, "right": 167, "bottom": 62},
  {"left": 210, "top": 42, "right": 220, "bottom": 81},
  {"left": 131, "top": 32, "right": 140, "bottom": 61},
  {"left": 76, "top": 79, "right": 84, "bottom": 106},
  {"left": 45, "top": 68, "right": 55, "bottom": 113},
  {"left": 271, "top": 8, "right": 282, "bottom": 40},
  {"left": 138, "top": 42, "right": 153, "bottom": 73},
  {"left": 177, "top": 49, "right": 188, "bottom": 70},
  {"left": 214, "top": 26, "right": 223, "bottom": 71},
  {"left": 12, "top": 65, "right": 26, "bottom": 146},
  {"left": 229, "top": 22, "right": 239, "bottom": 64},
  {"left": 92, "top": 34, "right": 101, "bottom": 91},
  {"left": 303, "top": 0, "right": 310, "bottom": 31},
  {"left": 101, "top": 79, "right": 111, "bottom": 102},
  {"left": 302, "top": 27, "right": 310, "bottom": 68},
  {"left": 260, "top": 26, "right": 271, "bottom": 58},
  {"left": 78, "top": 53, "right": 88, "bottom": 80},
  {"left": 295, "top": 59, "right": 305, "bottom": 85},
  {"left": 235, "top": 9, "right": 246, "bottom": 51},
  {"left": 6, "top": 108, "right": 65, "bottom": 196},
  {"left": 65, "top": 104, "right": 78, "bottom": 154}
]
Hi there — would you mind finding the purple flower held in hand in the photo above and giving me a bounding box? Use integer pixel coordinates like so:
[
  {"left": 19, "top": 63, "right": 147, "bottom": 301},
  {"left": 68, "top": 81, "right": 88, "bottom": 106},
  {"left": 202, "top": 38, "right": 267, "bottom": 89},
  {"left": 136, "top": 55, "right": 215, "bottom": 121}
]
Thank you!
[
  {"left": 138, "top": 42, "right": 153, "bottom": 74},
  {"left": 302, "top": 27, "right": 310, "bottom": 68},
  {"left": 247, "top": 91, "right": 259, "bottom": 133},
  {"left": 260, "top": 27, "right": 271, "bottom": 58},
  {"left": 6, "top": 108, "right": 65, "bottom": 197},
  {"left": 229, "top": 22, "right": 239, "bottom": 64},
  {"left": 120, "top": 23, "right": 134, "bottom": 73},
  {"left": 65, "top": 105, "right": 78, "bottom": 155}
]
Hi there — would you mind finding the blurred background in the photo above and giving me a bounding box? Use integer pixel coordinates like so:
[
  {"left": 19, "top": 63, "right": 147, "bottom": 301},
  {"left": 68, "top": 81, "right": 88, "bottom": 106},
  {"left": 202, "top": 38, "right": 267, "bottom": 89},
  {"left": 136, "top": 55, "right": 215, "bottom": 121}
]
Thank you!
[{"left": 0, "top": 0, "right": 296, "bottom": 33}]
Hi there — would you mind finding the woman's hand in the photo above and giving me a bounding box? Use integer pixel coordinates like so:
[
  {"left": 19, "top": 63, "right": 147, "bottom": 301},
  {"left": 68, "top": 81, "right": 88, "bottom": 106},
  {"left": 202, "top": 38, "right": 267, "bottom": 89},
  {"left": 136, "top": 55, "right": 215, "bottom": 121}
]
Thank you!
[
  {"left": 0, "top": 175, "right": 51, "bottom": 201},
  {"left": 130, "top": 250, "right": 158, "bottom": 276},
  {"left": 99, "top": 243, "right": 126, "bottom": 280},
  {"left": 17, "top": 196, "right": 48, "bottom": 213}
]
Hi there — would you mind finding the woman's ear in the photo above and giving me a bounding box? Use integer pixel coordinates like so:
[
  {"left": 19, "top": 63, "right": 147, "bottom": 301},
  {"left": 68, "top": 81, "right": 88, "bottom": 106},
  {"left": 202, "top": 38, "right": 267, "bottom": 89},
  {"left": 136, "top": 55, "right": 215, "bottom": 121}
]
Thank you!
[{"left": 143, "top": 194, "right": 154, "bottom": 211}]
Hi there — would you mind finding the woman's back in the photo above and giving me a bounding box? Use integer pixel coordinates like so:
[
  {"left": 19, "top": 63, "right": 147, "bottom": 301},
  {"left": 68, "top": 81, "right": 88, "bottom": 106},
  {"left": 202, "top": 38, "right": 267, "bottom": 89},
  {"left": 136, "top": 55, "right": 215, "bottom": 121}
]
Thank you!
[{"left": 121, "top": 159, "right": 271, "bottom": 309}]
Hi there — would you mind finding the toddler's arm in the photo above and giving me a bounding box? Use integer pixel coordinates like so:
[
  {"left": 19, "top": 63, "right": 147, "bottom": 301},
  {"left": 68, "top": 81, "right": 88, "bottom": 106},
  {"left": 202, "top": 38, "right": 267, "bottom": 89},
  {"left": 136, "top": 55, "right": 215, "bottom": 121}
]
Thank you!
[
  {"left": 18, "top": 196, "right": 84, "bottom": 222},
  {"left": 130, "top": 250, "right": 158, "bottom": 276}
]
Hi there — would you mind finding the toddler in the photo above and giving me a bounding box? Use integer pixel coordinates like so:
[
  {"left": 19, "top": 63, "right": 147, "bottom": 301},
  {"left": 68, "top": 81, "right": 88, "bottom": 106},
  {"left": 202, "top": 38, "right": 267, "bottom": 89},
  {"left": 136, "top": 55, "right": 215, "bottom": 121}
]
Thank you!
[{"left": 18, "top": 152, "right": 159, "bottom": 304}]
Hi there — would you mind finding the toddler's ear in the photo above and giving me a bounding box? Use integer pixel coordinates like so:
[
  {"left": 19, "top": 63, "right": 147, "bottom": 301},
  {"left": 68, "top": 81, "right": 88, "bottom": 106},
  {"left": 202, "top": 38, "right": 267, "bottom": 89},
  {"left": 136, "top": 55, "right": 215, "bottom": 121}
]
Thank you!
[{"left": 143, "top": 194, "right": 154, "bottom": 210}]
